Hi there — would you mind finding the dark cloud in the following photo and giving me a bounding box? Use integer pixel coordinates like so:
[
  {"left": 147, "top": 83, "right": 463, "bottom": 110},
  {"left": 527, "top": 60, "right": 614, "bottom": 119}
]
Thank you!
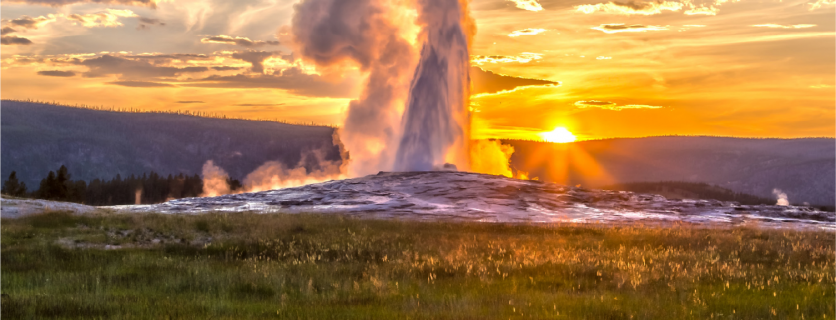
[
  {"left": 8, "top": 16, "right": 51, "bottom": 29},
  {"left": 77, "top": 55, "right": 209, "bottom": 79},
  {"left": 176, "top": 100, "right": 204, "bottom": 103},
  {"left": 1, "top": 27, "right": 16, "bottom": 35},
  {"left": 600, "top": 24, "right": 641, "bottom": 30},
  {"left": 37, "top": 70, "right": 76, "bottom": 77},
  {"left": 1, "top": 35, "right": 33, "bottom": 45},
  {"left": 138, "top": 17, "right": 164, "bottom": 25},
  {"left": 4, "top": 0, "right": 157, "bottom": 7},
  {"left": 9, "top": 56, "right": 44, "bottom": 64},
  {"left": 591, "top": 23, "right": 667, "bottom": 33},
  {"left": 201, "top": 35, "right": 280, "bottom": 47},
  {"left": 108, "top": 80, "right": 175, "bottom": 87},
  {"left": 211, "top": 66, "right": 244, "bottom": 71},
  {"left": 470, "top": 67, "right": 560, "bottom": 95},
  {"left": 576, "top": 100, "right": 614, "bottom": 105},
  {"left": 185, "top": 67, "right": 356, "bottom": 98},
  {"left": 137, "top": 17, "right": 165, "bottom": 30},
  {"left": 231, "top": 51, "right": 276, "bottom": 73}
]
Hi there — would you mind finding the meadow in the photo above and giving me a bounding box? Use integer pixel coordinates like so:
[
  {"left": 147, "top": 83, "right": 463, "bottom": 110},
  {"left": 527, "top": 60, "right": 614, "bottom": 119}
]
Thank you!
[{"left": 2, "top": 211, "right": 833, "bottom": 319}]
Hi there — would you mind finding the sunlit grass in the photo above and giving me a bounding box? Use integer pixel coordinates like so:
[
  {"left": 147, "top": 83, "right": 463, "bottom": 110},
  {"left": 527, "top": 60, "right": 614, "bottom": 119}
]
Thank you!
[{"left": 2, "top": 211, "right": 833, "bottom": 319}]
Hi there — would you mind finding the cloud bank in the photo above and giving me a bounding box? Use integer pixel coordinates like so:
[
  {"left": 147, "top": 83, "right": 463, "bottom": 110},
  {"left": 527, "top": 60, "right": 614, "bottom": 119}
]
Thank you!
[{"left": 575, "top": 100, "right": 663, "bottom": 110}]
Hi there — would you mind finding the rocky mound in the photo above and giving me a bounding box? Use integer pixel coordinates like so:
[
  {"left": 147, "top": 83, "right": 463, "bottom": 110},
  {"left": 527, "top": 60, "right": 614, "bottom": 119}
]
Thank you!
[{"left": 112, "top": 171, "right": 834, "bottom": 229}]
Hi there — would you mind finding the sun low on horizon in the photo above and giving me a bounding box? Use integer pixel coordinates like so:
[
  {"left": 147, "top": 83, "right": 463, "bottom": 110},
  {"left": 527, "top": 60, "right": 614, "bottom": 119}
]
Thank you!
[{"left": 540, "top": 127, "right": 577, "bottom": 143}]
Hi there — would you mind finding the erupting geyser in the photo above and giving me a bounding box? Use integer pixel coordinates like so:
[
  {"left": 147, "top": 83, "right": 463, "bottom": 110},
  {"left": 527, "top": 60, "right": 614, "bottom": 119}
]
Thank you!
[
  {"left": 288, "top": 0, "right": 475, "bottom": 175},
  {"left": 394, "top": 0, "right": 473, "bottom": 171}
]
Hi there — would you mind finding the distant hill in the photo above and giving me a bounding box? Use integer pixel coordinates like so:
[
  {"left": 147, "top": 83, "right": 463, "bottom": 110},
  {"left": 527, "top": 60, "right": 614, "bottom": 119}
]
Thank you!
[
  {"left": 3, "top": 100, "right": 833, "bottom": 207},
  {"left": 602, "top": 181, "right": 775, "bottom": 205},
  {"left": 1, "top": 100, "right": 340, "bottom": 188},
  {"left": 503, "top": 137, "right": 835, "bottom": 206}
]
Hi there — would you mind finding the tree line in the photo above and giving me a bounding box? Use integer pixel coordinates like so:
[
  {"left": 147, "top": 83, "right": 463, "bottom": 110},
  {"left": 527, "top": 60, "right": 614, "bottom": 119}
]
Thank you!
[{"left": 2, "top": 165, "right": 241, "bottom": 206}]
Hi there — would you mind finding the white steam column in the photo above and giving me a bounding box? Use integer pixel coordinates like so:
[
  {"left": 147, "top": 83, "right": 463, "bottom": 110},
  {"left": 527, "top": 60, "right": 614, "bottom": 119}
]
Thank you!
[{"left": 394, "top": 0, "right": 471, "bottom": 172}]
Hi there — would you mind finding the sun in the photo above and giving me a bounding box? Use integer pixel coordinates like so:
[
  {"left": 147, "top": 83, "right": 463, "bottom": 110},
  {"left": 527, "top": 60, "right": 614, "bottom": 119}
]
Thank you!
[{"left": 541, "top": 127, "right": 577, "bottom": 143}]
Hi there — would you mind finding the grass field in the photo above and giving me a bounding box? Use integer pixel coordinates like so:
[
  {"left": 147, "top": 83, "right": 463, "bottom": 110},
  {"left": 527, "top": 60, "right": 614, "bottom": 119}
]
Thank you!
[{"left": 2, "top": 211, "right": 834, "bottom": 319}]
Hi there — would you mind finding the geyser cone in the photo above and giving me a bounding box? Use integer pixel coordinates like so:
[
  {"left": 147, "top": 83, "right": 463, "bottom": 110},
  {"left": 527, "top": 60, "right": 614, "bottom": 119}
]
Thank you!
[{"left": 395, "top": 0, "right": 472, "bottom": 172}]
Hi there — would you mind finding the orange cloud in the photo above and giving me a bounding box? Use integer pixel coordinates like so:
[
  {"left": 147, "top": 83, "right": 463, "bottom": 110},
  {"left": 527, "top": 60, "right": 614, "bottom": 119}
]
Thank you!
[
  {"left": 67, "top": 9, "right": 138, "bottom": 28},
  {"left": 576, "top": 1, "right": 683, "bottom": 15},
  {"left": 471, "top": 53, "right": 542, "bottom": 64},
  {"left": 591, "top": 24, "right": 668, "bottom": 33},
  {"left": 752, "top": 24, "right": 817, "bottom": 29},
  {"left": 575, "top": 100, "right": 664, "bottom": 110},
  {"left": 508, "top": 28, "right": 547, "bottom": 37},
  {"left": 507, "top": 0, "right": 543, "bottom": 11}
]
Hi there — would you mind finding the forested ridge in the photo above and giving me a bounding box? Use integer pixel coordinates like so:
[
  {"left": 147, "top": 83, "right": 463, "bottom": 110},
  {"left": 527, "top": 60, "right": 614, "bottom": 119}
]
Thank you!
[{"left": 1, "top": 100, "right": 340, "bottom": 190}]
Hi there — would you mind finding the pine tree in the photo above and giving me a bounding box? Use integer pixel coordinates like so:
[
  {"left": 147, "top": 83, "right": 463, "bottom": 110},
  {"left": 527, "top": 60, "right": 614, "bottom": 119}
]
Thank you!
[
  {"left": 2, "top": 171, "right": 27, "bottom": 197},
  {"left": 39, "top": 171, "right": 56, "bottom": 199},
  {"left": 55, "top": 165, "right": 71, "bottom": 200}
]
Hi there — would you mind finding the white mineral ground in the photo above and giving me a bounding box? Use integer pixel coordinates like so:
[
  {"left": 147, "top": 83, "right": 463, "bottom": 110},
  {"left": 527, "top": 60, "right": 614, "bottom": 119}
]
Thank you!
[
  {"left": 1, "top": 198, "right": 99, "bottom": 218},
  {"left": 63, "top": 171, "right": 835, "bottom": 230}
]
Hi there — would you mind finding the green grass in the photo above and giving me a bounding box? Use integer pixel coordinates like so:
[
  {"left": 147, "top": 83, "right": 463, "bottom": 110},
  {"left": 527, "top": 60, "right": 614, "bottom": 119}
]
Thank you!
[{"left": 2, "top": 211, "right": 834, "bottom": 319}]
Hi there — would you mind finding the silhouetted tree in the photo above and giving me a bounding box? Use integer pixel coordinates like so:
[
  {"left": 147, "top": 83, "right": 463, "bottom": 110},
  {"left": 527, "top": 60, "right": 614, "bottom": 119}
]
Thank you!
[
  {"left": 55, "top": 165, "right": 71, "bottom": 200},
  {"left": 38, "top": 171, "right": 57, "bottom": 200},
  {"left": 2, "top": 171, "right": 27, "bottom": 197}
]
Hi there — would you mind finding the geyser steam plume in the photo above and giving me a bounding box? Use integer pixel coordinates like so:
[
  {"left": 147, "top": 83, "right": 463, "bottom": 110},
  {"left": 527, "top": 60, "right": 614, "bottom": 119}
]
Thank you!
[
  {"left": 395, "top": 0, "right": 473, "bottom": 171},
  {"left": 288, "top": 0, "right": 420, "bottom": 176},
  {"left": 288, "top": 0, "right": 475, "bottom": 175}
]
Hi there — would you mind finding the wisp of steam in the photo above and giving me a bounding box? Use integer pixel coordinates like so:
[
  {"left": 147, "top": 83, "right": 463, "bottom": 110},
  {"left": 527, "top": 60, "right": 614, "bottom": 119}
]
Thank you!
[{"left": 773, "top": 188, "right": 790, "bottom": 206}]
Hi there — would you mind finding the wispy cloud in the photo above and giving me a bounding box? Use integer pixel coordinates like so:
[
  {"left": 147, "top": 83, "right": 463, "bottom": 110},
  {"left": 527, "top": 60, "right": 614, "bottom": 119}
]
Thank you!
[
  {"left": 201, "top": 35, "right": 279, "bottom": 47},
  {"left": 1, "top": 35, "right": 33, "bottom": 45},
  {"left": 37, "top": 70, "right": 76, "bottom": 77},
  {"left": 76, "top": 55, "right": 209, "bottom": 78},
  {"left": 471, "top": 67, "right": 560, "bottom": 96},
  {"left": 576, "top": 1, "right": 683, "bottom": 15},
  {"left": 67, "top": 9, "right": 138, "bottom": 28},
  {"left": 591, "top": 24, "right": 668, "bottom": 34},
  {"left": 508, "top": 28, "right": 547, "bottom": 37},
  {"left": 684, "top": 6, "right": 718, "bottom": 15},
  {"left": 136, "top": 17, "right": 165, "bottom": 30},
  {"left": 1, "top": 27, "right": 16, "bottom": 35},
  {"left": 471, "top": 53, "right": 542, "bottom": 64},
  {"left": 5, "top": 15, "right": 57, "bottom": 30},
  {"left": 808, "top": 0, "right": 835, "bottom": 10},
  {"left": 507, "top": 0, "right": 543, "bottom": 11},
  {"left": 752, "top": 24, "right": 817, "bottom": 29},
  {"left": 575, "top": 100, "right": 663, "bottom": 110},
  {"left": 108, "top": 80, "right": 175, "bottom": 87}
]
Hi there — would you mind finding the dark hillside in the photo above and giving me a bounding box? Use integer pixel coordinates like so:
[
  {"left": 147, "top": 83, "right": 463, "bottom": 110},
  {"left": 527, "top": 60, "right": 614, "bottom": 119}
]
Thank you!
[
  {"left": 1, "top": 100, "right": 339, "bottom": 188},
  {"left": 503, "top": 137, "right": 835, "bottom": 206}
]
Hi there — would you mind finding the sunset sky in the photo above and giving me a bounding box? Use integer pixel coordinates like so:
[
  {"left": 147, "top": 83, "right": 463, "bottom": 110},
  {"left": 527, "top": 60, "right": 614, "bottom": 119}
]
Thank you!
[{"left": 2, "top": 0, "right": 834, "bottom": 141}]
